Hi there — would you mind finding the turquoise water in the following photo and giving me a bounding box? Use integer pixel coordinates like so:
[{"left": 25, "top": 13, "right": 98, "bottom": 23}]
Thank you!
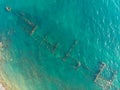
[{"left": 0, "top": 0, "right": 120, "bottom": 90}]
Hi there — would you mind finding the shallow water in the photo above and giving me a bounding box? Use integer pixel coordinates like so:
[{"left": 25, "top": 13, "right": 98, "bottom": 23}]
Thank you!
[{"left": 0, "top": 0, "right": 120, "bottom": 90}]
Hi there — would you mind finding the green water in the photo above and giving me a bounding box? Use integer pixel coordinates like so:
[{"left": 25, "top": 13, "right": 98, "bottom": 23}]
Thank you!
[{"left": 0, "top": 0, "right": 120, "bottom": 90}]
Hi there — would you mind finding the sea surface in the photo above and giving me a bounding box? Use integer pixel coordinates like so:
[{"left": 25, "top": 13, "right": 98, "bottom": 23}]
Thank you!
[{"left": 0, "top": 0, "right": 120, "bottom": 90}]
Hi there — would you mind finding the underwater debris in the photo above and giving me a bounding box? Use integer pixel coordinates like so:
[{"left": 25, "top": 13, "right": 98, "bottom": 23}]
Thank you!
[
  {"left": 94, "top": 62, "right": 106, "bottom": 82},
  {"left": 94, "top": 62, "right": 117, "bottom": 89},
  {"left": 7, "top": 8, "right": 38, "bottom": 35},
  {"left": 40, "top": 35, "right": 51, "bottom": 45},
  {"left": 30, "top": 25, "right": 38, "bottom": 35},
  {"left": 106, "top": 71, "right": 117, "bottom": 90},
  {"left": 40, "top": 35, "right": 59, "bottom": 53},
  {"left": 73, "top": 61, "right": 81, "bottom": 70},
  {"left": 51, "top": 42, "right": 59, "bottom": 53},
  {"left": 4, "top": 6, "right": 120, "bottom": 90},
  {"left": 14, "top": 11, "right": 35, "bottom": 27},
  {"left": 21, "top": 16, "right": 34, "bottom": 27},
  {"left": 63, "top": 40, "right": 79, "bottom": 61},
  {"left": 5, "top": 6, "right": 11, "bottom": 12}
]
